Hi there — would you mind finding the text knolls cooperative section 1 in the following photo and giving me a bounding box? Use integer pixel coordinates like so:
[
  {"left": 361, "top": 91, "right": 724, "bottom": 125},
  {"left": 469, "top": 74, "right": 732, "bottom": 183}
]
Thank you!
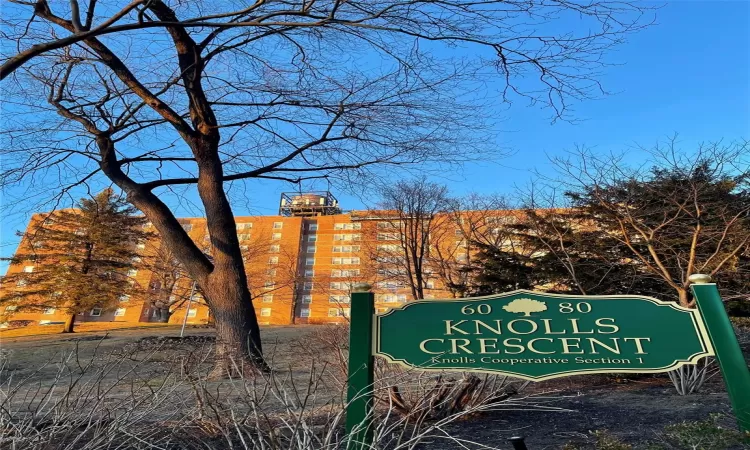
[{"left": 374, "top": 293, "right": 714, "bottom": 380}]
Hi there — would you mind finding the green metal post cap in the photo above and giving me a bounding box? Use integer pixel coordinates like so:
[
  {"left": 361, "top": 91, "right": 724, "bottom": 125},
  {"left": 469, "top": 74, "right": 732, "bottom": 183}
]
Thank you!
[
  {"left": 352, "top": 283, "right": 372, "bottom": 292},
  {"left": 688, "top": 274, "right": 713, "bottom": 284}
]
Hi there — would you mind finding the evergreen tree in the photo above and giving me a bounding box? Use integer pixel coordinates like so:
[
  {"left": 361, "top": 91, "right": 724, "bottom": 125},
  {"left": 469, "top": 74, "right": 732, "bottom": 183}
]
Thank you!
[
  {"left": 458, "top": 241, "right": 535, "bottom": 296},
  {"left": 1, "top": 189, "right": 151, "bottom": 332},
  {"left": 464, "top": 146, "right": 750, "bottom": 306},
  {"left": 501, "top": 145, "right": 750, "bottom": 306}
]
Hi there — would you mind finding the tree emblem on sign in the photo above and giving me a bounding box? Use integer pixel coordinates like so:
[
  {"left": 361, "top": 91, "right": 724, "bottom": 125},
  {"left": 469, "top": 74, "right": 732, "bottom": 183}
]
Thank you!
[{"left": 503, "top": 298, "right": 547, "bottom": 317}]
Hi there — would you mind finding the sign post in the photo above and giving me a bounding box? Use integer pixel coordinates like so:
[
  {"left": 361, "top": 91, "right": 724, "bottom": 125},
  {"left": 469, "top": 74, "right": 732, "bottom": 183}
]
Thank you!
[
  {"left": 690, "top": 274, "right": 750, "bottom": 432},
  {"left": 345, "top": 284, "right": 375, "bottom": 450}
]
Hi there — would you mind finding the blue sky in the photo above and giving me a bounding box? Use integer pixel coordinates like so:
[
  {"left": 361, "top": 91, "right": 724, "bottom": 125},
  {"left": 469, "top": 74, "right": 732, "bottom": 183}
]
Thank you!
[{"left": 2, "top": 1, "right": 749, "bottom": 272}]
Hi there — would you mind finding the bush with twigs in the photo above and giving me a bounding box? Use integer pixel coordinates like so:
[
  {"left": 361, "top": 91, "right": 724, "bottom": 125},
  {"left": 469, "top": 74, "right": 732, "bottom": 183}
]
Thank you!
[{"left": 1, "top": 334, "right": 566, "bottom": 449}]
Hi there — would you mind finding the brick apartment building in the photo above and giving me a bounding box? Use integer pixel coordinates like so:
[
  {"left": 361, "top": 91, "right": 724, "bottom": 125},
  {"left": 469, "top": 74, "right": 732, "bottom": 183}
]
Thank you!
[{"left": 1, "top": 192, "right": 525, "bottom": 327}]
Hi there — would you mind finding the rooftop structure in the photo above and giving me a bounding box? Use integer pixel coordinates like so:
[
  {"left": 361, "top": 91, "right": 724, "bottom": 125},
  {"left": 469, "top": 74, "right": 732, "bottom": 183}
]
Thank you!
[{"left": 279, "top": 191, "right": 341, "bottom": 217}]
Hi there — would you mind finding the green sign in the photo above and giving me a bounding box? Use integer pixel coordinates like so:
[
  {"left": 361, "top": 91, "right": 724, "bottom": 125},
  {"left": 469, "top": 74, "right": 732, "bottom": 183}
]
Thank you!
[
  {"left": 346, "top": 281, "right": 750, "bottom": 447},
  {"left": 375, "top": 291, "right": 714, "bottom": 381}
]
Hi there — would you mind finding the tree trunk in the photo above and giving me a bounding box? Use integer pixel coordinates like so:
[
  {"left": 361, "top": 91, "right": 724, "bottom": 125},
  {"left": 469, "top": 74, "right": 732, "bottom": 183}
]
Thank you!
[
  {"left": 204, "top": 265, "right": 264, "bottom": 378},
  {"left": 62, "top": 313, "right": 76, "bottom": 333},
  {"left": 678, "top": 288, "right": 691, "bottom": 307}
]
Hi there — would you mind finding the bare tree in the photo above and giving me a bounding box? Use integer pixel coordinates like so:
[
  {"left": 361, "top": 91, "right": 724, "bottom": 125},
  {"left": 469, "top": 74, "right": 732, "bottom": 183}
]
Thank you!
[
  {"left": 146, "top": 243, "right": 195, "bottom": 323},
  {"left": 369, "top": 178, "right": 452, "bottom": 300},
  {"left": 536, "top": 138, "right": 750, "bottom": 307},
  {"left": 435, "top": 194, "right": 530, "bottom": 297},
  {"left": 0, "top": 0, "right": 652, "bottom": 374}
]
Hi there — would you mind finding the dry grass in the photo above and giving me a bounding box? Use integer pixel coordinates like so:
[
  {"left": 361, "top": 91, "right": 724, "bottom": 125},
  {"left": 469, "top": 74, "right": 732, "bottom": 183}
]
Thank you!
[
  {"left": 0, "top": 322, "right": 173, "bottom": 338},
  {"left": 0, "top": 327, "right": 566, "bottom": 449}
]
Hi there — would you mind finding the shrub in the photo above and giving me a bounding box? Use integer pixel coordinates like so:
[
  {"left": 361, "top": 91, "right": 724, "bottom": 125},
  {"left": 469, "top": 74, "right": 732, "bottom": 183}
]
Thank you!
[
  {"left": 647, "top": 414, "right": 749, "bottom": 450},
  {"left": 563, "top": 430, "right": 632, "bottom": 450},
  {"left": 731, "top": 316, "right": 750, "bottom": 330},
  {"left": 726, "top": 300, "right": 750, "bottom": 317},
  {"left": 7, "top": 320, "right": 35, "bottom": 328},
  {"left": 1, "top": 332, "right": 562, "bottom": 449},
  {"left": 293, "top": 324, "right": 533, "bottom": 422}
]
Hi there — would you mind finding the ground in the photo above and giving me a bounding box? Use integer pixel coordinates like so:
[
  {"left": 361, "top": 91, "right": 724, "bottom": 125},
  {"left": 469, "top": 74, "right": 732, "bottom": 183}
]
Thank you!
[{"left": 1, "top": 325, "right": 747, "bottom": 449}]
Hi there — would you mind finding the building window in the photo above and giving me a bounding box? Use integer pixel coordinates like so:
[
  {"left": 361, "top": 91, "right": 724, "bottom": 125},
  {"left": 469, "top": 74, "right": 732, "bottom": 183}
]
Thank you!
[
  {"left": 260, "top": 308, "right": 272, "bottom": 317},
  {"left": 5, "top": 305, "right": 18, "bottom": 312},
  {"left": 236, "top": 222, "right": 253, "bottom": 230},
  {"left": 425, "top": 281, "right": 435, "bottom": 289},
  {"left": 307, "top": 246, "right": 316, "bottom": 253},
  {"left": 378, "top": 233, "right": 399, "bottom": 241},
  {"left": 266, "top": 268, "right": 277, "bottom": 276},
  {"left": 303, "top": 282, "right": 314, "bottom": 291},
  {"left": 376, "top": 255, "right": 404, "bottom": 264},
  {"left": 301, "top": 294, "right": 312, "bottom": 304},
  {"left": 181, "top": 223, "right": 193, "bottom": 232},
  {"left": 119, "top": 295, "right": 130, "bottom": 302},
  {"left": 330, "top": 281, "right": 352, "bottom": 290},
  {"left": 23, "top": 266, "right": 34, "bottom": 273},
  {"left": 456, "top": 253, "right": 468, "bottom": 262},
  {"left": 332, "top": 257, "right": 360, "bottom": 265},
  {"left": 334, "top": 223, "right": 361, "bottom": 230},
  {"left": 307, "top": 235, "right": 317, "bottom": 242},
  {"left": 187, "top": 308, "right": 197, "bottom": 318},
  {"left": 270, "top": 245, "right": 280, "bottom": 253},
  {"left": 329, "top": 295, "right": 350, "bottom": 304},
  {"left": 90, "top": 308, "right": 102, "bottom": 317},
  {"left": 268, "top": 256, "right": 279, "bottom": 264},
  {"left": 127, "top": 269, "right": 138, "bottom": 277},
  {"left": 455, "top": 229, "right": 464, "bottom": 236},
  {"left": 262, "top": 294, "right": 273, "bottom": 303},
  {"left": 264, "top": 281, "right": 275, "bottom": 290},
  {"left": 377, "top": 281, "right": 403, "bottom": 289},
  {"left": 143, "top": 222, "right": 152, "bottom": 229},
  {"left": 272, "top": 233, "right": 282, "bottom": 240},
  {"left": 300, "top": 308, "right": 310, "bottom": 318},
  {"left": 328, "top": 307, "right": 351, "bottom": 317},
  {"left": 136, "top": 243, "right": 146, "bottom": 250},
  {"left": 273, "top": 222, "right": 283, "bottom": 229},
  {"left": 305, "top": 257, "right": 315, "bottom": 266},
  {"left": 114, "top": 308, "right": 127, "bottom": 317},
  {"left": 380, "top": 293, "right": 407, "bottom": 303},
  {"left": 308, "top": 223, "right": 318, "bottom": 231},
  {"left": 238, "top": 233, "right": 251, "bottom": 240},
  {"left": 333, "top": 245, "right": 360, "bottom": 253},
  {"left": 377, "top": 221, "right": 399, "bottom": 229},
  {"left": 305, "top": 269, "right": 314, "bottom": 277},
  {"left": 380, "top": 294, "right": 397, "bottom": 303},
  {"left": 333, "top": 234, "right": 361, "bottom": 241},
  {"left": 16, "top": 279, "right": 27, "bottom": 287},
  {"left": 377, "top": 244, "right": 399, "bottom": 251},
  {"left": 240, "top": 245, "right": 249, "bottom": 251},
  {"left": 331, "top": 269, "right": 360, "bottom": 277}
]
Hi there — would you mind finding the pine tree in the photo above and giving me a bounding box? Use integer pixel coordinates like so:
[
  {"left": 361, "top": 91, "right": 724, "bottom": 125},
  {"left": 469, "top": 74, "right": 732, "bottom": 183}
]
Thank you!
[
  {"left": 1, "top": 189, "right": 151, "bottom": 332},
  {"left": 458, "top": 241, "right": 535, "bottom": 296}
]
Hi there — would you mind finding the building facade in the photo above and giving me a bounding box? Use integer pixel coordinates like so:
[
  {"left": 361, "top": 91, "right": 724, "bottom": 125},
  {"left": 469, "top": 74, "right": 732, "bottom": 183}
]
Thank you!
[{"left": 1, "top": 192, "right": 527, "bottom": 327}]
